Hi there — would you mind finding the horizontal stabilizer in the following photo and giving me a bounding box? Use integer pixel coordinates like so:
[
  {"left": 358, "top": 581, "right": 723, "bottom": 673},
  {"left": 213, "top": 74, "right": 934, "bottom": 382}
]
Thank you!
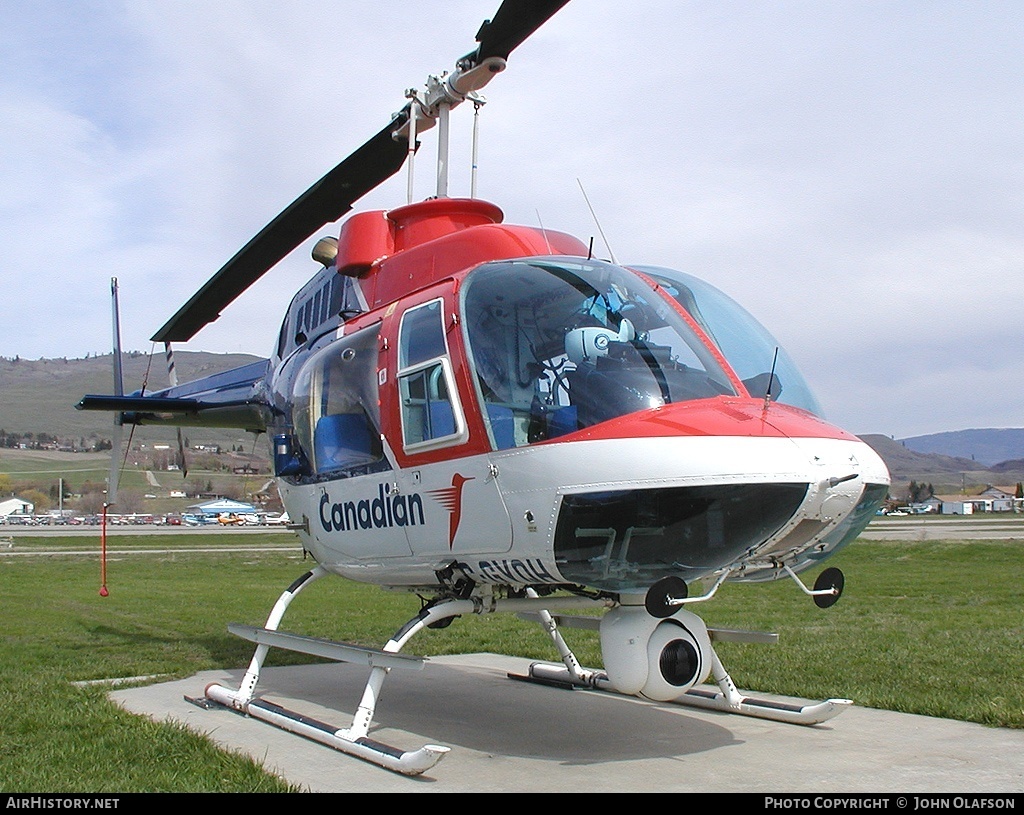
[
  {"left": 77, "top": 395, "right": 201, "bottom": 413},
  {"left": 76, "top": 359, "right": 271, "bottom": 433}
]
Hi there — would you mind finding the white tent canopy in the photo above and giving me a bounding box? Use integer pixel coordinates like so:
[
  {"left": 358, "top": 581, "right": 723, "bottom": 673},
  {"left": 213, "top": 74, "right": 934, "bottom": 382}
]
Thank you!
[{"left": 186, "top": 498, "right": 257, "bottom": 516}]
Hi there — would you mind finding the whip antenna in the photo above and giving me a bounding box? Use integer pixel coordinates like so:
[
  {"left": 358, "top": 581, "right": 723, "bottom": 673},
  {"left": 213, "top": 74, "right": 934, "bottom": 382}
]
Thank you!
[
  {"left": 762, "top": 347, "right": 780, "bottom": 414},
  {"left": 577, "top": 179, "right": 617, "bottom": 264}
]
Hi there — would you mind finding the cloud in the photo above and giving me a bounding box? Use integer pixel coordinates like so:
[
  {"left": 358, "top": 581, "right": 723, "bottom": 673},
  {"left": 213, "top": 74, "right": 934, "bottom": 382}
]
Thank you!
[{"left": 2, "top": 1, "right": 1022, "bottom": 439}]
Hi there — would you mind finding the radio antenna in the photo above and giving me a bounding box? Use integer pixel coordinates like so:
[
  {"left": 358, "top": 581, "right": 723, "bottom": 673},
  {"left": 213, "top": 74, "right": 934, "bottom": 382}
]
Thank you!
[
  {"left": 536, "top": 209, "right": 553, "bottom": 254},
  {"left": 578, "top": 179, "right": 617, "bottom": 264},
  {"left": 763, "top": 347, "right": 780, "bottom": 413}
]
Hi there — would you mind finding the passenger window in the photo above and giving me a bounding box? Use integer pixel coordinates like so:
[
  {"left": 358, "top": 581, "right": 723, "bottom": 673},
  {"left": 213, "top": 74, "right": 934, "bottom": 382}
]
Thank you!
[
  {"left": 290, "top": 324, "right": 389, "bottom": 478},
  {"left": 397, "top": 299, "right": 465, "bottom": 450}
]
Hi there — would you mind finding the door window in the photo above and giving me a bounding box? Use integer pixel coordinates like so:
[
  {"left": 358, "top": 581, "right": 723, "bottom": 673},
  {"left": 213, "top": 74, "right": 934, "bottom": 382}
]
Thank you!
[{"left": 397, "top": 299, "right": 467, "bottom": 451}]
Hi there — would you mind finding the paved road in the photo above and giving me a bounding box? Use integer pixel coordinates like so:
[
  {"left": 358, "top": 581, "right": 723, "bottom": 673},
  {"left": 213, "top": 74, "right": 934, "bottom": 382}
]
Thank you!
[
  {"left": 0, "top": 524, "right": 289, "bottom": 537},
  {"left": 860, "top": 517, "right": 1024, "bottom": 540}
]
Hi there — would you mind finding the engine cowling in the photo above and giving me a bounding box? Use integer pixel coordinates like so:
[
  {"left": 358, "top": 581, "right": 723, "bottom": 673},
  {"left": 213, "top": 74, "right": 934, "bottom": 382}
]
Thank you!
[{"left": 599, "top": 605, "right": 713, "bottom": 702}]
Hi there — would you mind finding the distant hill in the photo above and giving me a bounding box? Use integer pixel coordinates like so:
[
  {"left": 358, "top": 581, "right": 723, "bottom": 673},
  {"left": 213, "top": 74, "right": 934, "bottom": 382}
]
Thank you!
[
  {"left": 899, "top": 428, "right": 1024, "bottom": 467},
  {"left": 860, "top": 434, "right": 1024, "bottom": 492},
  {"left": 990, "top": 458, "right": 1024, "bottom": 474},
  {"left": 0, "top": 352, "right": 267, "bottom": 450},
  {"left": 4, "top": 354, "right": 1023, "bottom": 493}
]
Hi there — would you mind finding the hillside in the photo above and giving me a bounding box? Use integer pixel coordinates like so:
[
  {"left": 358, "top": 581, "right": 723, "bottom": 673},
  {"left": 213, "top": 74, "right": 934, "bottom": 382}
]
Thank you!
[
  {"left": 900, "top": 428, "right": 1024, "bottom": 467},
  {"left": 4, "top": 354, "right": 1024, "bottom": 494},
  {"left": 860, "top": 434, "right": 1024, "bottom": 492},
  {"left": 0, "top": 352, "right": 267, "bottom": 450}
]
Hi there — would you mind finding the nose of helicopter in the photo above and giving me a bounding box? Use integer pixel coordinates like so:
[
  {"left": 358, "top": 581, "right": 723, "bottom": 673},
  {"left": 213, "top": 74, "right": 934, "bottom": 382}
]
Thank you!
[{"left": 505, "top": 397, "right": 890, "bottom": 592}]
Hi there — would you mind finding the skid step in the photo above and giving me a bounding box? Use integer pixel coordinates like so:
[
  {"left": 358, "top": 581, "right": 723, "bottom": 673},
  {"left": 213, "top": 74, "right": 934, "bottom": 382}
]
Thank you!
[{"left": 228, "top": 623, "right": 425, "bottom": 670}]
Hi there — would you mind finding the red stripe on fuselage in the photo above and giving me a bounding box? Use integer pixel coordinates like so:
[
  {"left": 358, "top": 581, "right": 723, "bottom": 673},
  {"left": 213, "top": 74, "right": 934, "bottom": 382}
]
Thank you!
[{"left": 541, "top": 397, "right": 857, "bottom": 444}]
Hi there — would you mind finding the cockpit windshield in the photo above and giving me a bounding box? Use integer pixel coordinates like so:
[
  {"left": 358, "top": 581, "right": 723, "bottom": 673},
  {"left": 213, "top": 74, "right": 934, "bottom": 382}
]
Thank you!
[
  {"left": 636, "top": 266, "right": 823, "bottom": 417},
  {"left": 461, "top": 259, "right": 738, "bottom": 449}
]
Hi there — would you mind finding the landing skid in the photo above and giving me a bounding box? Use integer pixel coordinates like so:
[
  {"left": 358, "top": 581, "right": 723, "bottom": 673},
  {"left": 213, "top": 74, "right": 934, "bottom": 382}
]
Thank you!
[
  {"left": 192, "top": 565, "right": 450, "bottom": 776},
  {"left": 674, "top": 684, "right": 851, "bottom": 725},
  {"left": 516, "top": 605, "right": 851, "bottom": 726},
  {"left": 205, "top": 691, "right": 449, "bottom": 776},
  {"left": 514, "top": 662, "right": 851, "bottom": 725},
  {"left": 190, "top": 566, "right": 617, "bottom": 775}
]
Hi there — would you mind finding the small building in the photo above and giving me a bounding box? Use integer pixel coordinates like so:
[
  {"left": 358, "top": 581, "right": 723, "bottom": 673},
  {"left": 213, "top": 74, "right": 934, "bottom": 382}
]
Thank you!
[
  {"left": 978, "top": 486, "right": 1015, "bottom": 512},
  {"left": 940, "top": 499, "right": 973, "bottom": 515},
  {"left": 0, "top": 497, "right": 34, "bottom": 517}
]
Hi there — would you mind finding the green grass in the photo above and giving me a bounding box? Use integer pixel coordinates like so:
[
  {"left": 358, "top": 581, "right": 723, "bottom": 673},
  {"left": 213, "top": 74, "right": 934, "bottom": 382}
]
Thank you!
[
  {"left": 0, "top": 450, "right": 148, "bottom": 493},
  {"left": 0, "top": 446, "right": 269, "bottom": 503},
  {"left": 0, "top": 533, "right": 1021, "bottom": 791},
  {"left": 700, "top": 541, "right": 1024, "bottom": 726}
]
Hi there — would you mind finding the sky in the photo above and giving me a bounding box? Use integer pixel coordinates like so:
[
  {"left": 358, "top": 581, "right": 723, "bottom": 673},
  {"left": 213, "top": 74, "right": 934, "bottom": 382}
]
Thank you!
[{"left": 2, "top": 1, "right": 1022, "bottom": 440}]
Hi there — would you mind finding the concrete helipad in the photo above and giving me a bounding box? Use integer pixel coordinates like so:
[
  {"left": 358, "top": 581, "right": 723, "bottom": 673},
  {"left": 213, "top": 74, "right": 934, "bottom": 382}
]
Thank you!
[{"left": 110, "top": 653, "right": 1024, "bottom": 793}]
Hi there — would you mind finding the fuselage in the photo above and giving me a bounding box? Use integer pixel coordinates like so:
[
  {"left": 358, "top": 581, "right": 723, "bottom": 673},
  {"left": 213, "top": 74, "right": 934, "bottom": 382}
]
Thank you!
[
  {"left": 281, "top": 403, "right": 888, "bottom": 592},
  {"left": 262, "top": 199, "right": 889, "bottom": 595}
]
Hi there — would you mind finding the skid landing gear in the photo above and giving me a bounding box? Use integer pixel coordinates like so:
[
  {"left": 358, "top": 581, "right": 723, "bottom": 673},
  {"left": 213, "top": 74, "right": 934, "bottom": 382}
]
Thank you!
[
  {"left": 191, "top": 565, "right": 449, "bottom": 776},
  {"left": 191, "top": 565, "right": 847, "bottom": 774},
  {"left": 190, "top": 567, "right": 617, "bottom": 775},
  {"left": 520, "top": 658, "right": 852, "bottom": 725},
  {"left": 515, "top": 589, "right": 851, "bottom": 727}
]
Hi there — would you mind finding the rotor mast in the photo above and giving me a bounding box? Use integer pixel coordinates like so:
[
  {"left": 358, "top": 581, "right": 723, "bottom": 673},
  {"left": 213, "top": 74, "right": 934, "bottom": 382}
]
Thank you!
[{"left": 398, "top": 55, "right": 505, "bottom": 201}]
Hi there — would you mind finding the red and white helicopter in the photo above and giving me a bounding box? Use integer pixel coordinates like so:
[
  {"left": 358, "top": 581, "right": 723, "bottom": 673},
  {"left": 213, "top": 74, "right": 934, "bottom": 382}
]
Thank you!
[{"left": 78, "top": 0, "right": 889, "bottom": 776}]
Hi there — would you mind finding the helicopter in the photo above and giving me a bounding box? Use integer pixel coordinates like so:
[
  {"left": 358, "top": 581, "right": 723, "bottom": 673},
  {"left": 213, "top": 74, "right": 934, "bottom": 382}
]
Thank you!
[{"left": 77, "top": 0, "right": 890, "bottom": 776}]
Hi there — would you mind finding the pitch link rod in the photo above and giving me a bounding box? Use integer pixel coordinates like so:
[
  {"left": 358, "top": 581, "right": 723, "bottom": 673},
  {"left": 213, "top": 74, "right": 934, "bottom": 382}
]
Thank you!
[
  {"left": 395, "top": 56, "right": 506, "bottom": 143},
  {"left": 396, "top": 56, "right": 506, "bottom": 199}
]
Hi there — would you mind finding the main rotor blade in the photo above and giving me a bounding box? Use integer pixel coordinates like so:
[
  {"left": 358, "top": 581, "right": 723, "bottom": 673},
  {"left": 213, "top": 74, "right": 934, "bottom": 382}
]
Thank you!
[
  {"left": 152, "top": 1, "right": 570, "bottom": 345},
  {"left": 151, "top": 109, "right": 410, "bottom": 343},
  {"left": 469, "top": 0, "right": 571, "bottom": 64}
]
